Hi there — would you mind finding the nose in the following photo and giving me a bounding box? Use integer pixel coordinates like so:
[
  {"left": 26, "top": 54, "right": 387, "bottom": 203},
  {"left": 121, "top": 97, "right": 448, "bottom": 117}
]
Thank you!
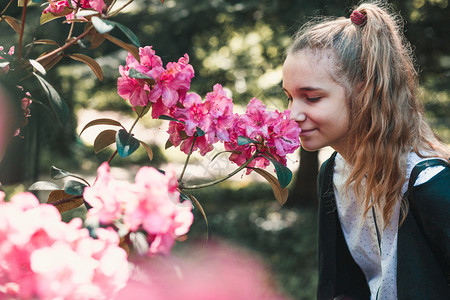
[{"left": 289, "top": 100, "right": 307, "bottom": 122}]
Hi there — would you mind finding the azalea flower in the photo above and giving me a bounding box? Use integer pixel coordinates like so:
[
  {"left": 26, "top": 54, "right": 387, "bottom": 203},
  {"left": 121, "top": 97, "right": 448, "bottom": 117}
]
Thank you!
[
  {"left": 117, "top": 46, "right": 194, "bottom": 119},
  {"left": 43, "top": 0, "right": 106, "bottom": 21},
  {"left": 84, "top": 162, "right": 194, "bottom": 256},
  {"left": 225, "top": 98, "right": 301, "bottom": 174},
  {"left": 0, "top": 192, "right": 128, "bottom": 299}
]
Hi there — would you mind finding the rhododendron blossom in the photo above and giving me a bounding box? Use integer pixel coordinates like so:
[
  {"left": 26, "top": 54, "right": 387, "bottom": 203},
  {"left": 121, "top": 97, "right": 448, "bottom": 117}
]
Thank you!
[
  {"left": 167, "top": 84, "right": 236, "bottom": 156},
  {"left": 0, "top": 46, "right": 14, "bottom": 74},
  {"left": 0, "top": 192, "right": 128, "bottom": 299},
  {"left": 117, "top": 47, "right": 194, "bottom": 119},
  {"left": 43, "top": 0, "right": 105, "bottom": 21},
  {"left": 225, "top": 98, "right": 301, "bottom": 174},
  {"left": 84, "top": 162, "right": 194, "bottom": 255}
]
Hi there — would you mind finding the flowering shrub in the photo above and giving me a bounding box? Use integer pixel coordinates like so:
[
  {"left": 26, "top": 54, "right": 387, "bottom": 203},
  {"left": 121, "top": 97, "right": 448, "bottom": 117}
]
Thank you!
[
  {"left": 0, "top": 0, "right": 301, "bottom": 298},
  {"left": 84, "top": 163, "right": 194, "bottom": 256},
  {"left": 0, "top": 192, "right": 128, "bottom": 299}
]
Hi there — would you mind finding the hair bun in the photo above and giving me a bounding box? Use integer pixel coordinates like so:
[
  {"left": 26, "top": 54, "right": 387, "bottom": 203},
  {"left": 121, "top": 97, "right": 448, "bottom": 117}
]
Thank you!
[{"left": 350, "top": 10, "right": 367, "bottom": 26}]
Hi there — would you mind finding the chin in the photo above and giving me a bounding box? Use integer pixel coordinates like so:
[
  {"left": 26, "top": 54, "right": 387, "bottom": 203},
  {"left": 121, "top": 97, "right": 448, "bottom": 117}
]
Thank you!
[{"left": 300, "top": 145, "right": 321, "bottom": 152}]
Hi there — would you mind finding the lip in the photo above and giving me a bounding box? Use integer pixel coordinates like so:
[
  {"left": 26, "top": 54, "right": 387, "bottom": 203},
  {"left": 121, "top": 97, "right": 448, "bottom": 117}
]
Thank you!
[{"left": 299, "top": 128, "right": 316, "bottom": 137}]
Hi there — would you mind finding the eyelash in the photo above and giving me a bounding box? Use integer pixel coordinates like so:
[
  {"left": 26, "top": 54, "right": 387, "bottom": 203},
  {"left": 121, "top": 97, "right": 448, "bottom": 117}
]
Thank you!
[{"left": 307, "top": 97, "right": 321, "bottom": 102}]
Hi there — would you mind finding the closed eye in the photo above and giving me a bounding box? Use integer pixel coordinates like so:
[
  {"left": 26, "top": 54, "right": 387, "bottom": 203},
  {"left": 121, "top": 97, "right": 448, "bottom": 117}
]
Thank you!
[{"left": 307, "top": 97, "right": 321, "bottom": 102}]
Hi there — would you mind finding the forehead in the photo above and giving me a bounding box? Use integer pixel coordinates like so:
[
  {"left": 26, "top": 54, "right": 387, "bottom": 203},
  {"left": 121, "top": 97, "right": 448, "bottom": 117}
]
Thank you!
[{"left": 283, "top": 49, "right": 349, "bottom": 92}]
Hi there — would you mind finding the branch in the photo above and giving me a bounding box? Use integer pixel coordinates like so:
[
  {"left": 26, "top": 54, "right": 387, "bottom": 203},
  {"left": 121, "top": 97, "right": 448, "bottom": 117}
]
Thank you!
[
  {"left": 179, "top": 150, "right": 260, "bottom": 190},
  {"left": 18, "top": 0, "right": 28, "bottom": 60},
  {"left": 35, "top": 25, "right": 93, "bottom": 63}
]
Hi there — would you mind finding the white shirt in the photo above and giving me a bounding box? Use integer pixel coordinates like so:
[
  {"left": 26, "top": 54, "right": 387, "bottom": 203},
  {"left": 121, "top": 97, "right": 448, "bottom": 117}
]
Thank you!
[{"left": 333, "top": 152, "right": 445, "bottom": 300}]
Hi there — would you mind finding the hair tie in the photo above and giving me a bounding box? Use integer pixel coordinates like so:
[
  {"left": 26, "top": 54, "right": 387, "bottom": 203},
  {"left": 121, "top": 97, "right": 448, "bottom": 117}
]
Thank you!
[{"left": 350, "top": 10, "right": 367, "bottom": 27}]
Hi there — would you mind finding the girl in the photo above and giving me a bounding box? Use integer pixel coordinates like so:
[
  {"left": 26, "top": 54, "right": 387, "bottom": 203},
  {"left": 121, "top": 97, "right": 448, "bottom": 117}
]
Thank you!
[{"left": 282, "top": 1, "right": 449, "bottom": 299}]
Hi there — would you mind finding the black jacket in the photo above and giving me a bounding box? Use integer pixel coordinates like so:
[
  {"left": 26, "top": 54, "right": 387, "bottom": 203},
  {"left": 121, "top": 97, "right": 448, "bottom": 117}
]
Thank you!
[{"left": 316, "top": 152, "right": 450, "bottom": 300}]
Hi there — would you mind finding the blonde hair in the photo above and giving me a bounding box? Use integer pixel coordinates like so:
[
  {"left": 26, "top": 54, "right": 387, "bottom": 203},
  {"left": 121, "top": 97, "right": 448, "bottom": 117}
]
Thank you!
[{"left": 288, "top": 1, "right": 450, "bottom": 225}]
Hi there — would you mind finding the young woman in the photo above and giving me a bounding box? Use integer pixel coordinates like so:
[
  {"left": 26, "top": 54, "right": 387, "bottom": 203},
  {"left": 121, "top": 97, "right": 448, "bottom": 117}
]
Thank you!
[{"left": 282, "top": 2, "right": 449, "bottom": 299}]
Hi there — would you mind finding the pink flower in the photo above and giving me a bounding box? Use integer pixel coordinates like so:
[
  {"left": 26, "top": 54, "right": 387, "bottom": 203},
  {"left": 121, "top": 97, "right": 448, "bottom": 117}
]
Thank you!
[
  {"left": 117, "top": 46, "right": 194, "bottom": 116},
  {"left": 44, "top": 0, "right": 105, "bottom": 22},
  {"left": 203, "top": 84, "right": 235, "bottom": 143},
  {"left": 174, "top": 92, "right": 211, "bottom": 136},
  {"left": 43, "top": 0, "right": 68, "bottom": 15},
  {"left": 0, "top": 46, "right": 14, "bottom": 74},
  {"left": 224, "top": 98, "right": 300, "bottom": 174},
  {"left": 84, "top": 163, "right": 194, "bottom": 256},
  {"left": 83, "top": 162, "right": 135, "bottom": 225},
  {"left": 167, "top": 85, "right": 235, "bottom": 156},
  {"left": 114, "top": 243, "right": 288, "bottom": 300},
  {"left": 0, "top": 192, "right": 128, "bottom": 299}
]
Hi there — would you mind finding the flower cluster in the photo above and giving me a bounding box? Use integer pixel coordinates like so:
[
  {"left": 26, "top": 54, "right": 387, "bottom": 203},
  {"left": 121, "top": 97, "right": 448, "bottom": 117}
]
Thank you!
[
  {"left": 167, "top": 84, "right": 235, "bottom": 156},
  {"left": 225, "top": 98, "right": 301, "bottom": 173},
  {"left": 43, "top": 0, "right": 105, "bottom": 20},
  {"left": 83, "top": 162, "right": 194, "bottom": 255},
  {"left": 117, "top": 46, "right": 300, "bottom": 172},
  {"left": 0, "top": 192, "right": 128, "bottom": 299},
  {"left": 117, "top": 46, "right": 194, "bottom": 119}
]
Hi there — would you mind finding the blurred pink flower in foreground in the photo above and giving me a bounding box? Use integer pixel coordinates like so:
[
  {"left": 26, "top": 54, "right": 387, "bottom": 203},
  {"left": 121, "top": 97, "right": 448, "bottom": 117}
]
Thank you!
[
  {"left": 114, "top": 242, "right": 290, "bottom": 300},
  {"left": 84, "top": 162, "right": 194, "bottom": 255},
  {"left": 0, "top": 192, "right": 128, "bottom": 299}
]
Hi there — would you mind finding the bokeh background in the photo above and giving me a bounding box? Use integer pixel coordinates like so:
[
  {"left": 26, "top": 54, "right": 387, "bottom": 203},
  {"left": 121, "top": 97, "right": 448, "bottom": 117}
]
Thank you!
[{"left": 0, "top": 0, "right": 449, "bottom": 299}]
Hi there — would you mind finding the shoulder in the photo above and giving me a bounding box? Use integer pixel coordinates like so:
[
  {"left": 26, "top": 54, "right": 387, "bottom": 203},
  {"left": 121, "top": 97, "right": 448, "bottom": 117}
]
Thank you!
[
  {"left": 317, "top": 152, "right": 337, "bottom": 194},
  {"left": 409, "top": 159, "right": 450, "bottom": 223}
]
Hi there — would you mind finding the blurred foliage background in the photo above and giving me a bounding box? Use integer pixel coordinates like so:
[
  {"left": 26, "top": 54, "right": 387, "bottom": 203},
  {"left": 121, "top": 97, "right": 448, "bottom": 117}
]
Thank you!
[{"left": 0, "top": 0, "right": 449, "bottom": 299}]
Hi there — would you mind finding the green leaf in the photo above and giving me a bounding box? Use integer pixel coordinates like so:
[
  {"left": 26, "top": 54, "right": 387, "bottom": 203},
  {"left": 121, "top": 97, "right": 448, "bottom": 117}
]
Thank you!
[
  {"left": 29, "top": 181, "right": 60, "bottom": 191},
  {"left": 34, "top": 73, "right": 69, "bottom": 125},
  {"left": 104, "top": 34, "right": 140, "bottom": 62},
  {"left": 158, "top": 115, "right": 185, "bottom": 124},
  {"left": 67, "top": 54, "right": 103, "bottom": 81},
  {"left": 79, "top": 118, "right": 123, "bottom": 136},
  {"left": 139, "top": 140, "right": 154, "bottom": 161},
  {"left": 134, "top": 104, "right": 151, "bottom": 118},
  {"left": 91, "top": 16, "right": 115, "bottom": 34},
  {"left": 116, "top": 129, "right": 140, "bottom": 158},
  {"left": 237, "top": 136, "right": 257, "bottom": 146},
  {"left": 40, "top": 7, "right": 73, "bottom": 25},
  {"left": 129, "top": 68, "right": 153, "bottom": 79},
  {"left": 252, "top": 168, "right": 289, "bottom": 205},
  {"left": 94, "top": 129, "right": 117, "bottom": 153},
  {"left": 165, "top": 139, "right": 174, "bottom": 150},
  {"left": 2, "top": 16, "right": 21, "bottom": 34},
  {"left": 64, "top": 180, "right": 87, "bottom": 196},
  {"left": 50, "top": 166, "right": 71, "bottom": 180},
  {"left": 185, "top": 193, "right": 210, "bottom": 241},
  {"left": 75, "top": 10, "right": 99, "bottom": 18},
  {"left": 29, "top": 59, "right": 46, "bottom": 75},
  {"left": 196, "top": 127, "right": 205, "bottom": 136},
  {"left": 113, "top": 21, "right": 141, "bottom": 47},
  {"left": 262, "top": 154, "right": 293, "bottom": 188},
  {"left": 47, "top": 190, "right": 84, "bottom": 213}
]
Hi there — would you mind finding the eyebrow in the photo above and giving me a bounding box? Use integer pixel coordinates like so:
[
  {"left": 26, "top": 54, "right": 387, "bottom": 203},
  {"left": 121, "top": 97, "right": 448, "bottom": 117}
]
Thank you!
[{"left": 282, "top": 86, "right": 324, "bottom": 93}]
